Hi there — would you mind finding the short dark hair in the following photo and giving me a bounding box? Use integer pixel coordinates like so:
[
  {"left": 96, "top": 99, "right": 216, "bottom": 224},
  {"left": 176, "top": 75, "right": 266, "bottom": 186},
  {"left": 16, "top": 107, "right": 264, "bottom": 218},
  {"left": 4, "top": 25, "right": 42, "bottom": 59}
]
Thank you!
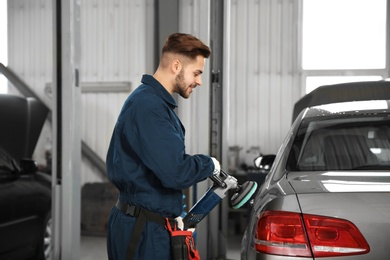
[{"left": 162, "top": 33, "right": 211, "bottom": 60}]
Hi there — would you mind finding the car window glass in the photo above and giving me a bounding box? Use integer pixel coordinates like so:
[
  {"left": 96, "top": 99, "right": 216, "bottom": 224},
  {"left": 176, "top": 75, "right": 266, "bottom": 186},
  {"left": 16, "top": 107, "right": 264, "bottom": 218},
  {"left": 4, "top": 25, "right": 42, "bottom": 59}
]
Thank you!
[{"left": 287, "top": 116, "right": 390, "bottom": 171}]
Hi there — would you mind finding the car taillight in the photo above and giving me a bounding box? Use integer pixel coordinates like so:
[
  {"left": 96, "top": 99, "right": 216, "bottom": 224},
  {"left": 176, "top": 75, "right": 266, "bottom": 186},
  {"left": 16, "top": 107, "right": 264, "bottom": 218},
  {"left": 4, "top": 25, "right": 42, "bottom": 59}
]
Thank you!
[
  {"left": 254, "top": 210, "right": 370, "bottom": 257},
  {"left": 303, "top": 213, "right": 370, "bottom": 257},
  {"left": 254, "top": 211, "right": 312, "bottom": 256}
]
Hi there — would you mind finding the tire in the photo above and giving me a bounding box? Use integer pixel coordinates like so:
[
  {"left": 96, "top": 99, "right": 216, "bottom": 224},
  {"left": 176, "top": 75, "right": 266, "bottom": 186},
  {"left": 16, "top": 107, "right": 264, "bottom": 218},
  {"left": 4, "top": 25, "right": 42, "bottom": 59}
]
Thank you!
[{"left": 35, "top": 212, "right": 52, "bottom": 260}]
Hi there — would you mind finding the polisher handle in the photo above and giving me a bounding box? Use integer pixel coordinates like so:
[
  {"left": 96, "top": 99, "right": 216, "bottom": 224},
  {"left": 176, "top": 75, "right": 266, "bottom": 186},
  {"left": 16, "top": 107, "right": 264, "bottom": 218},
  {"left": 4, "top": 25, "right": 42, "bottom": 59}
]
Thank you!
[{"left": 209, "top": 169, "right": 229, "bottom": 188}]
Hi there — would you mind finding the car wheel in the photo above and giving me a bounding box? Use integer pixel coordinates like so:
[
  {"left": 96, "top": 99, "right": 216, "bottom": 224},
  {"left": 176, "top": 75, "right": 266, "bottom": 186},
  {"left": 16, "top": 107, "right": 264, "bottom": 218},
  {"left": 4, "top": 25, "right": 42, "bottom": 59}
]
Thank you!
[
  {"left": 43, "top": 213, "right": 52, "bottom": 260},
  {"left": 35, "top": 212, "right": 52, "bottom": 260}
]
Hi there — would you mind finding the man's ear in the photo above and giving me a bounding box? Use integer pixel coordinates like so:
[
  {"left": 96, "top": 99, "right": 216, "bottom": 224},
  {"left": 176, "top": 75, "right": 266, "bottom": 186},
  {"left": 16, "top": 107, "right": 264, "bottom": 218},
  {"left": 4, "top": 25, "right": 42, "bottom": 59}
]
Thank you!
[{"left": 171, "top": 59, "right": 181, "bottom": 74}]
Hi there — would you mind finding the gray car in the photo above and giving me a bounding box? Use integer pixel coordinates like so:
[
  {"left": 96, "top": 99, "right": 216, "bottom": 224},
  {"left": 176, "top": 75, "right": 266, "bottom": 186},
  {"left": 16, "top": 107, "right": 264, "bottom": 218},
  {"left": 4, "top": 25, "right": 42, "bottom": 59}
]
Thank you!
[{"left": 241, "top": 85, "right": 390, "bottom": 259}]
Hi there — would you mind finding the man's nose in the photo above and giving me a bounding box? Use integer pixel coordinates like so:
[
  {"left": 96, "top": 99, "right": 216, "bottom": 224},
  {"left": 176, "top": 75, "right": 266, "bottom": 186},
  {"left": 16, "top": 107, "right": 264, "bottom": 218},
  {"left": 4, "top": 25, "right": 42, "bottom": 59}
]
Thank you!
[{"left": 196, "top": 77, "right": 202, "bottom": 86}]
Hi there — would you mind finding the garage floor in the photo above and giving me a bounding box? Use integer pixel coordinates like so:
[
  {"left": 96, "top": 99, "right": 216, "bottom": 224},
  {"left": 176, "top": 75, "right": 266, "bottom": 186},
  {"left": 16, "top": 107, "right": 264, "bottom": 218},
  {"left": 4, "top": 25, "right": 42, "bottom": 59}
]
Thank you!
[{"left": 80, "top": 235, "right": 241, "bottom": 260}]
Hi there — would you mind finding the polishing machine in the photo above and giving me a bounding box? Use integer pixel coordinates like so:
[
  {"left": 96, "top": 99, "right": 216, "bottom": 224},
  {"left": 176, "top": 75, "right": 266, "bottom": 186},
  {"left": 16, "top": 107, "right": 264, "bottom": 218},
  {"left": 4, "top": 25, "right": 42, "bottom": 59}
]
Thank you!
[{"left": 183, "top": 169, "right": 258, "bottom": 229}]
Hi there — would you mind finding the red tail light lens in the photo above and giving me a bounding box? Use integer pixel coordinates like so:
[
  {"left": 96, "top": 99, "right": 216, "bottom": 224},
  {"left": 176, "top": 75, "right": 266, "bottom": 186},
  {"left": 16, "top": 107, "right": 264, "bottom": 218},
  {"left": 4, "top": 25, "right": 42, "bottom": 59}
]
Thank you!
[
  {"left": 303, "top": 214, "right": 370, "bottom": 257},
  {"left": 254, "top": 210, "right": 370, "bottom": 257},
  {"left": 254, "top": 211, "right": 312, "bottom": 256}
]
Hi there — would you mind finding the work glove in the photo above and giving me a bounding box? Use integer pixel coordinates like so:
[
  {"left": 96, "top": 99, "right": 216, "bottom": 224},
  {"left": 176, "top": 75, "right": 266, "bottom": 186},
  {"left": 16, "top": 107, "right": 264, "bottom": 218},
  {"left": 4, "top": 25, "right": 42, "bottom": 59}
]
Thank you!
[
  {"left": 211, "top": 157, "right": 221, "bottom": 177},
  {"left": 175, "top": 216, "right": 184, "bottom": 230}
]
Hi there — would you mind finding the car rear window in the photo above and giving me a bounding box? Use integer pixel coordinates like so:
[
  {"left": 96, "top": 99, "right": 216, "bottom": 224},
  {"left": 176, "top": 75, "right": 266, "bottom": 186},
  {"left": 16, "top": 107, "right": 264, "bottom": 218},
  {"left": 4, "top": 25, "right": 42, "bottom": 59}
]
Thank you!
[{"left": 287, "top": 115, "right": 390, "bottom": 171}]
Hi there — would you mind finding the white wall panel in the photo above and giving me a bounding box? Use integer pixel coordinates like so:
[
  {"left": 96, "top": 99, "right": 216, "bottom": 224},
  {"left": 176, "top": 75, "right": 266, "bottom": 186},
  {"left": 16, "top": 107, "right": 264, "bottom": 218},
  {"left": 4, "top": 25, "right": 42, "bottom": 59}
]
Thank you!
[
  {"left": 229, "top": 0, "right": 301, "bottom": 165},
  {"left": 177, "top": 0, "right": 211, "bottom": 156},
  {"left": 8, "top": 0, "right": 154, "bottom": 185},
  {"left": 8, "top": 0, "right": 52, "bottom": 106},
  {"left": 7, "top": 0, "right": 53, "bottom": 169},
  {"left": 79, "top": 0, "right": 153, "bottom": 184}
]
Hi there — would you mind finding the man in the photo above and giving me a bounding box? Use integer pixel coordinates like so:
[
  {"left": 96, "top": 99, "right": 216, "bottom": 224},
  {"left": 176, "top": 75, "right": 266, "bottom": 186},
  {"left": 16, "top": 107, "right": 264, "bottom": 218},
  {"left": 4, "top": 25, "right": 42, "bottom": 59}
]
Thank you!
[{"left": 106, "top": 33, "right": 220, "bottom": 259}]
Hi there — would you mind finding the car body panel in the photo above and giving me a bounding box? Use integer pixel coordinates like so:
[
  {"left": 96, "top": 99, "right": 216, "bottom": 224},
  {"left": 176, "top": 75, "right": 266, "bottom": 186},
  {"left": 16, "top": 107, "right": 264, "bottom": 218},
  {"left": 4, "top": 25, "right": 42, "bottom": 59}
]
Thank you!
[
  {"left": 241, "top": 90, "right": 390, "bottom": 260},
  {"left": 295, "top": 192, "right": 390, "bottom": 259},
  {"left": 241, "top": 177, "right": 301, "bottom": 260},
  {"left": 288, "top": 171, "right": 390, "bottom": 259},
  {"left": 288, "top": 171, "right": 390, "bottom": 194}
]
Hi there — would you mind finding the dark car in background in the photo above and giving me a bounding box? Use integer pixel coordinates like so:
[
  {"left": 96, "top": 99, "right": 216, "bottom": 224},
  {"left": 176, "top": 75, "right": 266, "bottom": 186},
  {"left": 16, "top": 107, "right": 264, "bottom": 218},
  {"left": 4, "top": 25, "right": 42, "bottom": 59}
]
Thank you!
[
  {"left": 241, "top": 82, "right": 390, "bottom": 259},
  {"left": 0, "top": 94, "right": 51, "bottom": 260}
]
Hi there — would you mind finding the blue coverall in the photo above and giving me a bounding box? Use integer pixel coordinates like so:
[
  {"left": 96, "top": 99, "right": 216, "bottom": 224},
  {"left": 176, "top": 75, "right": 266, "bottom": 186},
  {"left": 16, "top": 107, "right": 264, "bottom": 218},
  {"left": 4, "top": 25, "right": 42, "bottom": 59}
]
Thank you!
[{"left": 106, "top": 74, "right": 214, "bottom": 259}]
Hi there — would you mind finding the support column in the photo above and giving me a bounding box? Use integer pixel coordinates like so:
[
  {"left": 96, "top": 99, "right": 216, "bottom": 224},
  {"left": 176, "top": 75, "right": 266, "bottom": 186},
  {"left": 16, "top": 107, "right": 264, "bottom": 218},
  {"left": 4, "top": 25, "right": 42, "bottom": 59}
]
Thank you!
[
  {"left": 52, "top": 0, "right": 81, "bottom": 259},
  {"left": 208, "top": 0, "right": 229, "bottom": 259}
]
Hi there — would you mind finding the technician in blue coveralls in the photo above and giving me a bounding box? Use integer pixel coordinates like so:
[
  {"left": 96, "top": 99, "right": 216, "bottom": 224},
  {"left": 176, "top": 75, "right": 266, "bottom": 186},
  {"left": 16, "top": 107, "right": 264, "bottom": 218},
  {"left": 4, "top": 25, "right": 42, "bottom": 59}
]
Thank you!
[{"left": 106, "top": 33, "right": 220, "bottom": 259}]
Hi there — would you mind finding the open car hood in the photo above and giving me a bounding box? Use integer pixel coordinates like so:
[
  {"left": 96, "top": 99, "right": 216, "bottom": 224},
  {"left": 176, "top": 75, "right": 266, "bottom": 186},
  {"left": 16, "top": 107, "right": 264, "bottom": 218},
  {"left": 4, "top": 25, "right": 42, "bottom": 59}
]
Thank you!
[
  {"left": 292, "top": 81, "right": 390, "bottom": 122},
  {"left": 0, "top": 94, "right": 49, "bottom": 162}
]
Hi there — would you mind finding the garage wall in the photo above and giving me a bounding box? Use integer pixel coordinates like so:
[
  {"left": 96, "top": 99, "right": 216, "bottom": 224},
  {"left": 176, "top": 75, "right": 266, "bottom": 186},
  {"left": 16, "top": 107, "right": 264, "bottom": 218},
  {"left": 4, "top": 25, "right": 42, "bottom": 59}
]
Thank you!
[
  {"left": 7, "top": 0, "right": 154, "bottom": 184},
  {"left": 7, "top": 0, "right": 54, "bottom": 170},
  {"left": 228, "top": 0, "right": 302, "bottom": 163},
  {"left": 177, "top": 0, "right": 211, "bottom": 157},
  {"left": 79, "top": 0, "right": 154, "bottom": 183},
  {"left": 7, "top": 0, "right": 53, "bottom": 107},
  {"left": 7, "top": 0, "right": 304, "bottom": 183}
]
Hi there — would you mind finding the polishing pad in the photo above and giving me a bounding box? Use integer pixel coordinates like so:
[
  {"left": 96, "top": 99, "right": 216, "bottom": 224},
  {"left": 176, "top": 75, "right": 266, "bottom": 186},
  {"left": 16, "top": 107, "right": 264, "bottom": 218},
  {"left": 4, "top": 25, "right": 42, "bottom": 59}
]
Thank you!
[{"left": 231, "top": 181, "right": 258, "bottom": 209}]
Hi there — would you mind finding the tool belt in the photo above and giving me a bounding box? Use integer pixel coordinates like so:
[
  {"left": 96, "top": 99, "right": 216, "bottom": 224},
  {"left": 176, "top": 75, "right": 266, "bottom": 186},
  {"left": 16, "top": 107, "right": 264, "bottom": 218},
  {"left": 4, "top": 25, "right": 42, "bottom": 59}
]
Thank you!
[
  {"left": 165, "top": 219, "right": 200, "bottom": 260},
  {"left": 116, "top": 200, "right": 199, "bottom": 260},
  {"left": 115, "top": 200, "right": 168, "bottom": 259}
]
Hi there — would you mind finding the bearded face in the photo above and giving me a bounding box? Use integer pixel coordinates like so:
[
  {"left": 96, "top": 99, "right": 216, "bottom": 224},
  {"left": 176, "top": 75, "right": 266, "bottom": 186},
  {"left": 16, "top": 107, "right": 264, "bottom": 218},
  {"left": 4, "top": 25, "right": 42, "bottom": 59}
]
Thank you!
[
  {"left": 173, "top": 55, "right": 205, "bottom": 99},
  {"left": 175, "top": 69, "right": 191, "bottom": 99}
]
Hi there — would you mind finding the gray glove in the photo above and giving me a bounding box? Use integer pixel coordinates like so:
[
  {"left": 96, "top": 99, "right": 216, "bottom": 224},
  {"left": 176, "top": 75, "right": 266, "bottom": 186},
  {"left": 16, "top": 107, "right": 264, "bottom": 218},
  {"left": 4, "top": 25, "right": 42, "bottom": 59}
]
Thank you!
[{"left": 211, "top": 157, "right": 221, "bottom": 176}]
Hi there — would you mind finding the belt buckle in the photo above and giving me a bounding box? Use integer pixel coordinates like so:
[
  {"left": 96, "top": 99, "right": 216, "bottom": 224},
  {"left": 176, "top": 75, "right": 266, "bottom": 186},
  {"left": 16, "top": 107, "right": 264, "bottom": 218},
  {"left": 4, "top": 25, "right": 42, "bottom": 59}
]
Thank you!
[{"left": 126, "top": 205, "right": 141, "bottom": 216}]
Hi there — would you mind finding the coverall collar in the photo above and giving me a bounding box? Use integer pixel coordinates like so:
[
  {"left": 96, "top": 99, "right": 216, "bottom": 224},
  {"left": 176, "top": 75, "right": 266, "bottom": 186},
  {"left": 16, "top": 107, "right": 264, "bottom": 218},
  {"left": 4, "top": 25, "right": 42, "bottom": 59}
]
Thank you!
[{"left": 141, "top": 74, "right": 177, "bottom": 108}]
